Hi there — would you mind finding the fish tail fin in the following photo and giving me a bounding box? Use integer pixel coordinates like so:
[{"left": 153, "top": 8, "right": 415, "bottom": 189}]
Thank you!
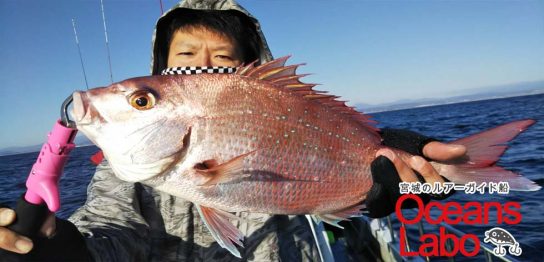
[{"left": 436, "top": 119, "right": 541, "bottom": 191}]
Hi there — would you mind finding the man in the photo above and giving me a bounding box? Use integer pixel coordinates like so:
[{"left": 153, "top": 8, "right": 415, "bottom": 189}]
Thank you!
[{"left": 0, "top": 0, "right": 465, "bottom": 260}]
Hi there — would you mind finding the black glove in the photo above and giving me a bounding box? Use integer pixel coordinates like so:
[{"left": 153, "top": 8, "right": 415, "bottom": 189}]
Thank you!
[
  {"left": 366, "top": 128, "right": 454, "bottom": 218},
  {"left": 27, "top": 218, "right": 91, "bottom": 261},
  {"left": 0, "top": 217, "right": 91, "bottom": 262},
  {"left": 0, "top": 197, "right": 91, "bottom": 262},
  {"left": 366, "top": 156, "right": 431, "bottom": 218},
  {"left": 380, "top": 128, "right": 437, "bottom": 157}
]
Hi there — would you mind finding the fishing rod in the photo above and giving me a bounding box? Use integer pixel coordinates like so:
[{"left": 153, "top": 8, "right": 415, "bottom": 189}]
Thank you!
[
  {"left": 71, "top": 19, "right": 89, "bottom": 90},
  {"left": 159, "top": 0, "right": 164, "bottom": 15},
  {"left": 100, "top": 0, "right": 114, "bottom": 84}
]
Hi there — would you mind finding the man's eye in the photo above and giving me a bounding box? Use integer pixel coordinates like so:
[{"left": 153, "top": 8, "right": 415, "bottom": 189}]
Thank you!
[
  {"left": 216, "top": 55, "right": 232, "bottom": 60},
  {"left": 177, "top": 52, "right": 193, "bottom": 56}
]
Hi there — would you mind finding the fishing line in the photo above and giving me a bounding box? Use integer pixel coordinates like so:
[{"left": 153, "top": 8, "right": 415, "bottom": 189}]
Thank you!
[
  {"left": 100, "top": 0, "right": 114, "bottom": 84},
  {"left": 71, "top": 19, "right": 89, "bottom": 90}
]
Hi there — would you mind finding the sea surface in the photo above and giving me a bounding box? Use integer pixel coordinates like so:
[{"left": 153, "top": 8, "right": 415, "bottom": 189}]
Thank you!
[{"left": 1, "top": 93, "right": 543, "bottom": 260}]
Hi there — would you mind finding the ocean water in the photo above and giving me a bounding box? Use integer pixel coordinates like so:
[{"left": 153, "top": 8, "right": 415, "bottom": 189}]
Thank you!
[{"left": 0, "top": 93, "right": 542, "bottom": 260}]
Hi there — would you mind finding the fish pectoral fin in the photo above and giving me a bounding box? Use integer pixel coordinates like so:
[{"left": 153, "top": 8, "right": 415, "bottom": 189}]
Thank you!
[
  {"left": 194, "top": 150, "right": 257, "bottom": 186},
  {"left": 195, "top": 205, "right": 244, "bottom": 258},
  {"left": 316, "top": 204, "right": 365, "bottom": 229}
]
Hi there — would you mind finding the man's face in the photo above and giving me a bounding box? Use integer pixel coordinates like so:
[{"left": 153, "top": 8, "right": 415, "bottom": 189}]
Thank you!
[{"left": 167, "top": 28, "right": 242, "bottom": 68}]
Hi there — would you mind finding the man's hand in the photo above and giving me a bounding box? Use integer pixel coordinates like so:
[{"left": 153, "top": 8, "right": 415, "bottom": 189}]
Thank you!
[
  {"left": 378, "top": 142, "right": 466, "bottom": 184},
  {"left": 0, "top": 208, "right": 33, "bottom": 254},
  {"left": 366, "top": 128, "right": 467, "bottom": 218},
  {"left": 422, "top": 141, "right": 467, "bottom": 162},
  {"left": 0, "top": 206, "right": 57, "bottom": 255}
]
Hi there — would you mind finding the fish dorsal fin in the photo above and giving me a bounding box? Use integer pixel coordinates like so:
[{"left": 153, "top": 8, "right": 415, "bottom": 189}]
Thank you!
[{"left": 236, "top": 56, "right": 379, "bottom": 133}]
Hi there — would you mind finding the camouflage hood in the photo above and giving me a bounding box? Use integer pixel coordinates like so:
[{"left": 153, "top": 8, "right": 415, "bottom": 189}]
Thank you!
[{"left": 150, "top": 0, "right": 273, "bottom": 75}]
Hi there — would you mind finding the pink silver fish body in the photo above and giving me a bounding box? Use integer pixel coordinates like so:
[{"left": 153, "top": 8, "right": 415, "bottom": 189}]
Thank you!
[{"left": 71, "top": 57, "right": 540, "bottom": 257}]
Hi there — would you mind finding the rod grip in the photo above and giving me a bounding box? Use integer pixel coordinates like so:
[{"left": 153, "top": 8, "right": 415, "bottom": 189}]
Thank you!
[{"left": 8, "top": 195, "right": 49, "bottom": 237}]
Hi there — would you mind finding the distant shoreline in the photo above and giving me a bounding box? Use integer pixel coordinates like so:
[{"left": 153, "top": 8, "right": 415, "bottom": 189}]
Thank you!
[{"left": 361, "top": 91, "right": 544, "bottom": 114}]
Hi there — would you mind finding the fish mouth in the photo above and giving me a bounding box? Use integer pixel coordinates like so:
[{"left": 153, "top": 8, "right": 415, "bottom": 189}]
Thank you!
[
  {"left": 72, "top": 91, "right": 99, "bottom": 126},
  {"left": 72, "top": 91, "right": 88, "bottom": 124}
]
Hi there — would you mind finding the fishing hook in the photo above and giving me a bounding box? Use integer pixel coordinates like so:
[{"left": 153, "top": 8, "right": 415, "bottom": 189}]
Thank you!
[{"left": 61, "top": 94, "right": 76, "bottom": 128}]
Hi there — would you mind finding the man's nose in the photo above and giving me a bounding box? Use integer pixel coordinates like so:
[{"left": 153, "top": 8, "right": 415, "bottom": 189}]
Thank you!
[{"left": 197, "top": 50, "right": 212, "bottom": 67}]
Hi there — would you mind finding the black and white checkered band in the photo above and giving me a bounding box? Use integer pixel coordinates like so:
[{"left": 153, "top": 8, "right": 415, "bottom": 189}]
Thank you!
[{"left": 161, "top": 66, "right": 236, "bottom": 75}]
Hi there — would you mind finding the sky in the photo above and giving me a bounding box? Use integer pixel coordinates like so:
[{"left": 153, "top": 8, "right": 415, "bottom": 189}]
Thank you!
[{"left": 1, "top": 0, "right": 543, "bottom": 149}]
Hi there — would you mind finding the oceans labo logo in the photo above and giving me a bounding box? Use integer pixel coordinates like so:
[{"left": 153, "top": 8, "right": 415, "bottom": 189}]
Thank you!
[{"left": 394, "top": 183, "right": 522, "bottom": 257}]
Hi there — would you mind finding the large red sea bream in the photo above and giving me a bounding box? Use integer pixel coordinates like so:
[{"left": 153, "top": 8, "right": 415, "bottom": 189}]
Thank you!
[{"left": 71, "top": 56, "right": 540, "bottom": 257}]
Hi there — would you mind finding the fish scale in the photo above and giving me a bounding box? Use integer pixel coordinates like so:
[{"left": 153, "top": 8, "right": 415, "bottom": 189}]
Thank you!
[
  {"left": 163, "top": 74, "right": 378, "bottom": 214},
  {"left": 72, "top": 56, "right": 540, "bottom": 257}
]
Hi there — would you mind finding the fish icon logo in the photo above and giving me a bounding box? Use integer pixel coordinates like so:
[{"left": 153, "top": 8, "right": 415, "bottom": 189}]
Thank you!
[{"left": 484, "top": 227, "right": 522, "bottom": 256}]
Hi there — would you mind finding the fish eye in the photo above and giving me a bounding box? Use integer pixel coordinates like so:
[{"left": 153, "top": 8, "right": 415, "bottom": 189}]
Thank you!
[{"left": 129, "top": 90, "right": 156, "bottom": 110}]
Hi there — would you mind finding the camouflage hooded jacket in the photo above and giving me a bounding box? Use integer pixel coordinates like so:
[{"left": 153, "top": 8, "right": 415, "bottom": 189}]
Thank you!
[{"left": 68, "top": 1, "right": 321, "bottom": 261}]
